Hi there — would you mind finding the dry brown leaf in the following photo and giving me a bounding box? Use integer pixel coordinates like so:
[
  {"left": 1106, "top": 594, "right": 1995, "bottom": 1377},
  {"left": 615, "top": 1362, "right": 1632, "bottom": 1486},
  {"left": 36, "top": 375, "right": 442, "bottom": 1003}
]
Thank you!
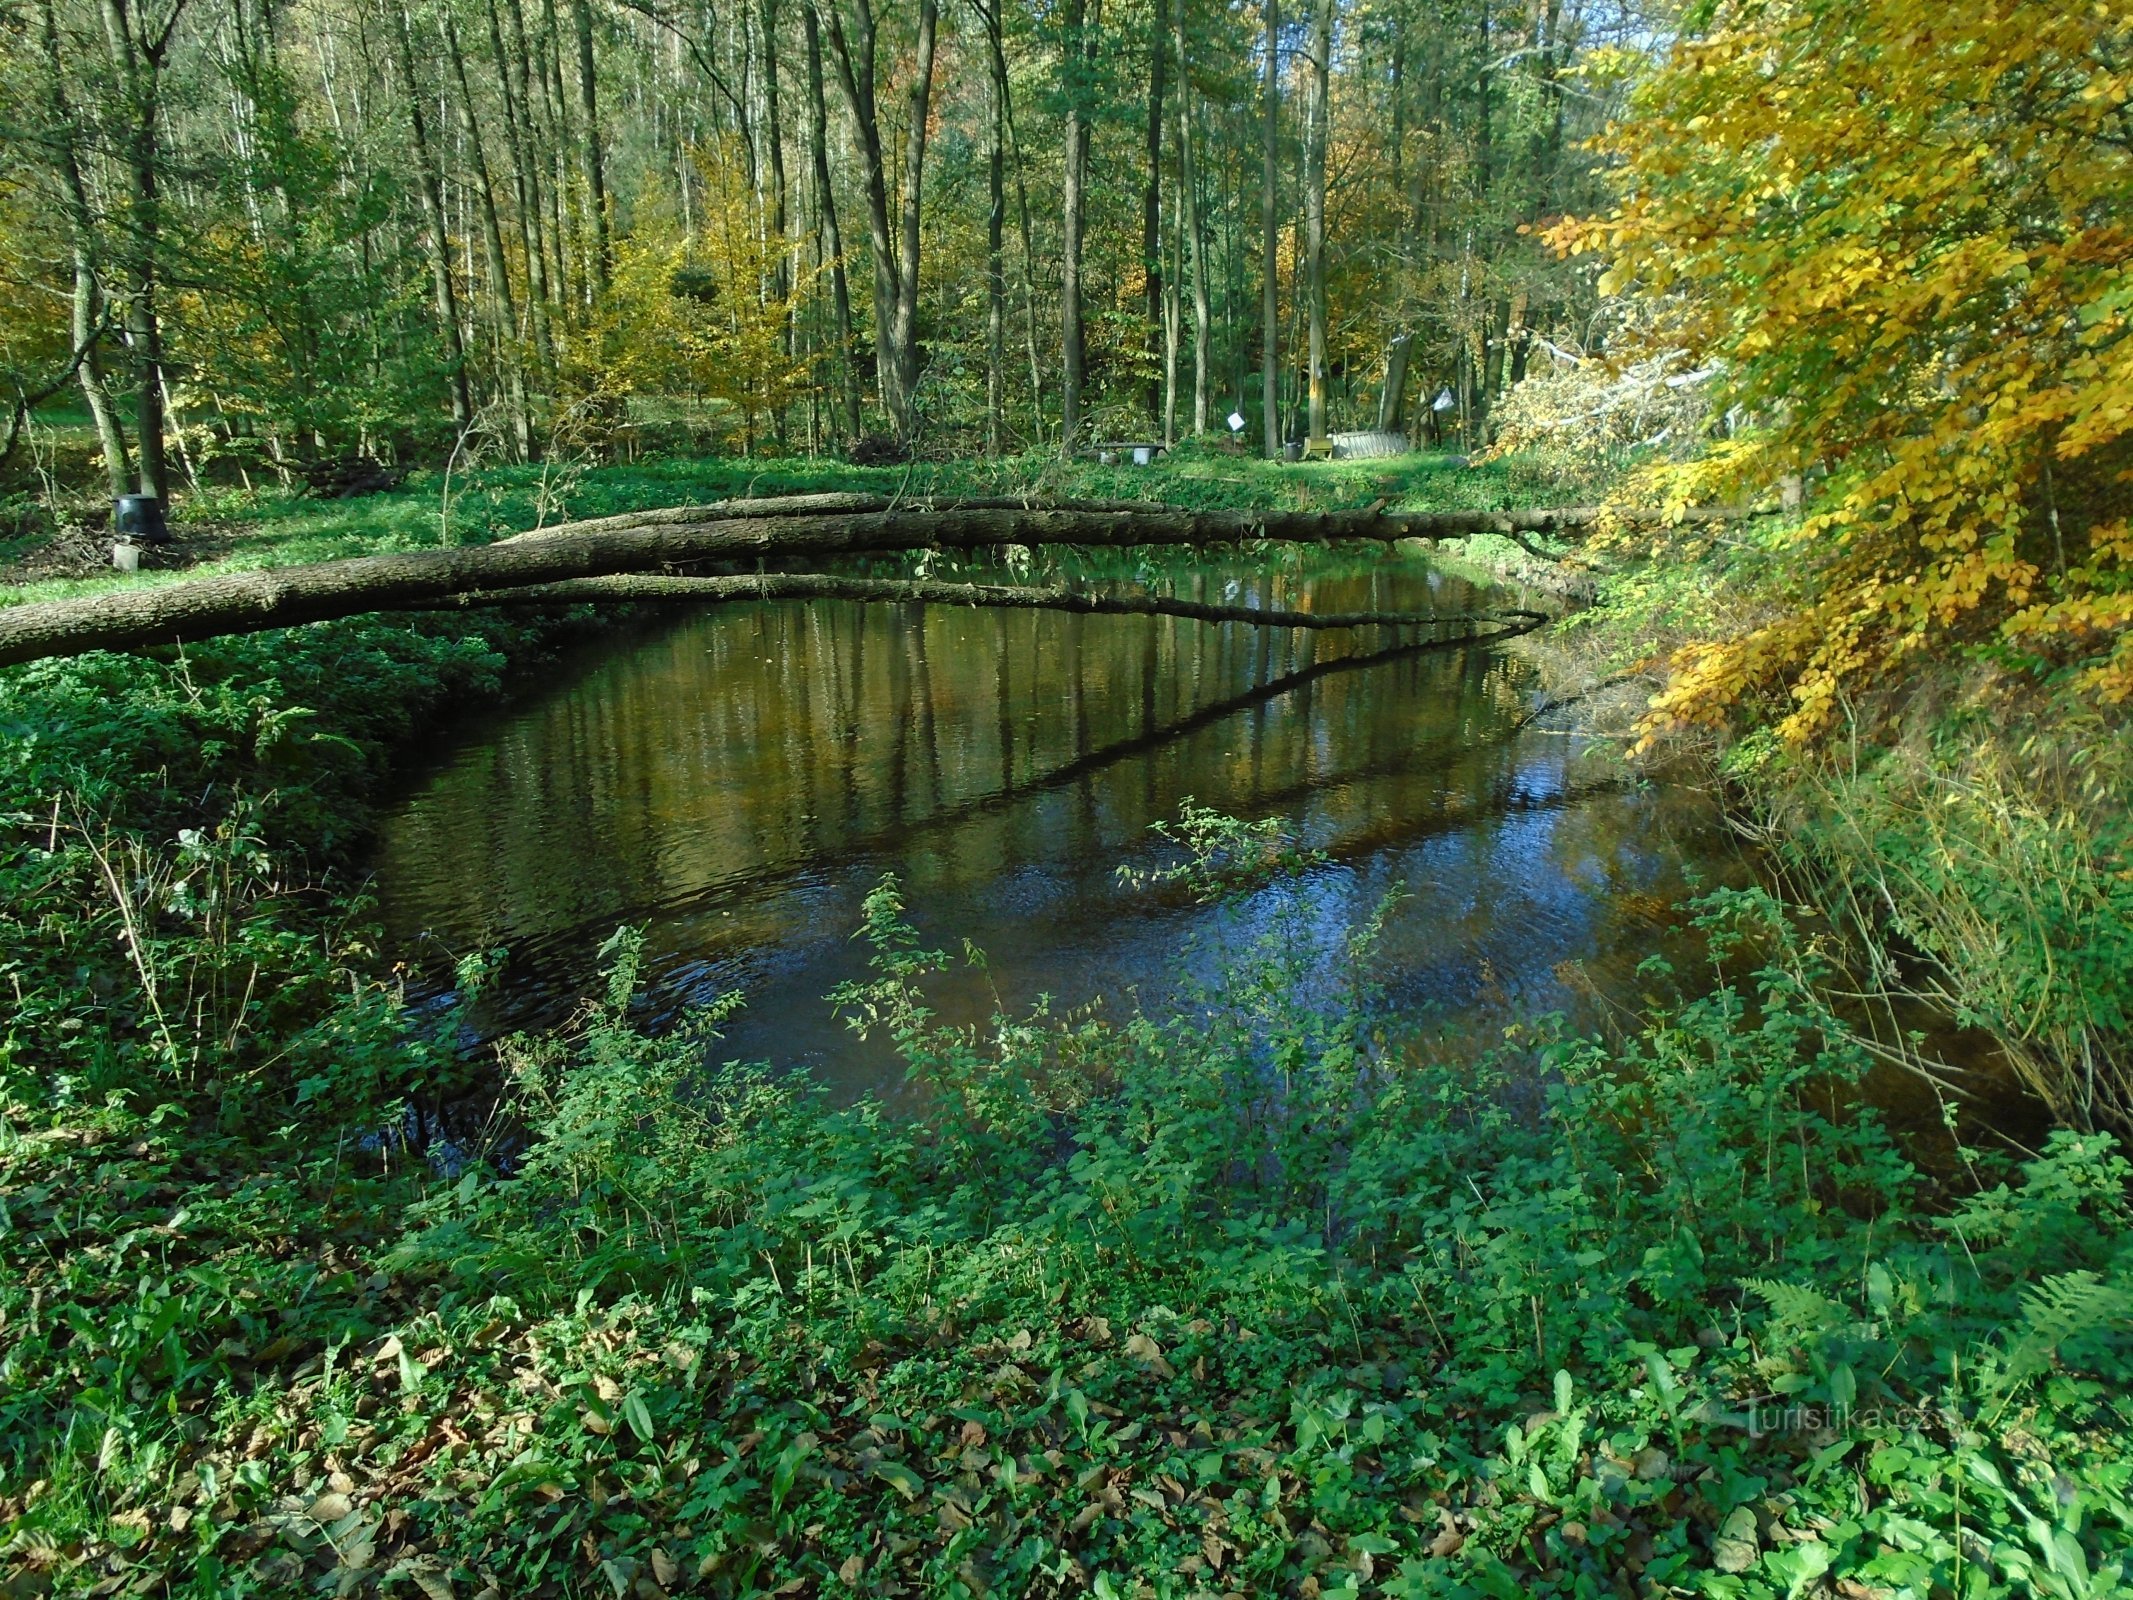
[
  {"left": 837, "top": 1554, "right": 865, "bottom": 1584},
  {"left": 937, "top": 1500, "right": 974, "bottom": 1532},
  {"left": 1428, "top": 1509, "right": 1465, "bottom": 1558},
  {"left": 307, "top": 1492, "right": 353, "bottom": 1524},
  {"left": 650, "top": 1549, "right": 679, "bottom": 1586}
]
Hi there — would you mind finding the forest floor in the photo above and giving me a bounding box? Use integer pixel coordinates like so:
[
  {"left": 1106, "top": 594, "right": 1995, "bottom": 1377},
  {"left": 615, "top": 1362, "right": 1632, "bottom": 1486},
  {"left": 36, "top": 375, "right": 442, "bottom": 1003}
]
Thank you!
[{"left": 2, "top": 450, "right": 2128, "bottom": 1599}]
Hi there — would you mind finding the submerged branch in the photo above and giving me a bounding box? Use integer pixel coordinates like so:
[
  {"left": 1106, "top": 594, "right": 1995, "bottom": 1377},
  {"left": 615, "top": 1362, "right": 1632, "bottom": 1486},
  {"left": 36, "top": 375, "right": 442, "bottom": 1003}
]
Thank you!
[{"left": 419, "top": 571, "right": 1550, "bottom": 635}]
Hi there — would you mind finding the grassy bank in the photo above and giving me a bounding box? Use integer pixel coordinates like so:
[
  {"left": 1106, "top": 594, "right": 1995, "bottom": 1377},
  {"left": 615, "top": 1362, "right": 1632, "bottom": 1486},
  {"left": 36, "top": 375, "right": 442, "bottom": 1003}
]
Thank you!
[
  {"left": 1544, "top": 506, "right": 2133, "bottom": 1136},
  {"left": 0, "top": 444, "right": 1590, "bottom": 601},
  {"left": 3, "top": 454, "right": 2129, "bottom": 1598}
]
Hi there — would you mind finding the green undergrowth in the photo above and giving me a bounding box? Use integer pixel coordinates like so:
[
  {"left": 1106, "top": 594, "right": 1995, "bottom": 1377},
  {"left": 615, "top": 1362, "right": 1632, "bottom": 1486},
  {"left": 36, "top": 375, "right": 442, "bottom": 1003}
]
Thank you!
[
  {"left": 0, "top": 608, "right": 623, "bottom": 1127},
  {"left": 1747, "top": 693, "right": 2133, "bottom": 1137},
  {"left": 2, "top": 464, "right": 2129, "bottom": 1597},
  {"left": 5, "top": 866, "right": 2130, "bottom": 1598},
  {"left": 1535, "top": 505, "right": 2133, "bottom": 1140}
]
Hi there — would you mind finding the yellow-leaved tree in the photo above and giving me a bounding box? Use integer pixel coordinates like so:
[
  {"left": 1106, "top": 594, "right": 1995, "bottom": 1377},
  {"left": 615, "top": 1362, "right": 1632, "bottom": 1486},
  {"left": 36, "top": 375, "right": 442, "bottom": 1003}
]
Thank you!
[
  {"left": 581, "top": 139, "right": 812, "bottom": 451},
  {"left": 1560, "top": 0, "right": 2133, "bottom": 742}
]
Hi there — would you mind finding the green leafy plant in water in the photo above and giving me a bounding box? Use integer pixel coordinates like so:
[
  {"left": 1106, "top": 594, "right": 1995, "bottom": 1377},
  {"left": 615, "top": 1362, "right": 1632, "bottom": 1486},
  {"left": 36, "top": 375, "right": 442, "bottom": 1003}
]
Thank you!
[{"left": 1116, "top": 797, "right": 1327, "bottom": 904}]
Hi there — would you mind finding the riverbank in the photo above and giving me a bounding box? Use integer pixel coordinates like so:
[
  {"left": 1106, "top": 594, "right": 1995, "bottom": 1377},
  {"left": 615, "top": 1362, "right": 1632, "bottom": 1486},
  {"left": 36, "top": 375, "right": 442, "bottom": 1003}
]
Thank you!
[{"left": 3, "top": 455, "right": 2128, "bottom": 1597}]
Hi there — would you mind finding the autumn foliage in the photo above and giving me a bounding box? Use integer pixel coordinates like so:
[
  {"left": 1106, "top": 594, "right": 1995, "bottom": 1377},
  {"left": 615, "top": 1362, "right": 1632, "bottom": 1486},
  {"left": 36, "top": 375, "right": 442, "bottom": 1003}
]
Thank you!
[{"left": 1563, "top": 0, "right": 2133, "bottom": 741}]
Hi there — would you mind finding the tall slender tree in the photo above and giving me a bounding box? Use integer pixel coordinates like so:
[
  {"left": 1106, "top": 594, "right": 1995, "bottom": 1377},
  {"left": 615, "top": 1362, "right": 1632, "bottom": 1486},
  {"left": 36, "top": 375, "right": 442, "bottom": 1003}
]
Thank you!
[{"left": 1259, "top": 0, "right": 1279, "bottom": 456}]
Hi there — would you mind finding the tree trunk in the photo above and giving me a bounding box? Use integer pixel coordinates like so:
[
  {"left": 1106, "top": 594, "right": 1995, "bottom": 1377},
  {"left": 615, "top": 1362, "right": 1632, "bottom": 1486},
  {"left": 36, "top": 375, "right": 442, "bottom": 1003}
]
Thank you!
[
  {"left": 38, "top": 0, "right": 132, "bottom": 495},
  {"left": 1473, "top": 0, "right": 1491, "bottom": 199},
  {"left": 486, "top": 0, "right": 555, "bottom": 367},
  {"left": 536, "top": 0, "right": 578, "bottom": 313},
  {"left": 760, "top": 0, "right": 789, "bottom": 305},
  {"left": 389, "top": 4, "right": 473, "bottom": 429},
  {"left": 1142, "top": 2, "right": 1166, "bottom": 428},
  {"left": 99, "top": 0, "right": 183, "bottom": 501},
  {"left": 444, "top": 12, "right": 535, "bottom": 460},
  {"left": 1304, "top": 0, "right": 1330, "bottom": 441},
  {"left": 1259, "top": 0, "right": 1279, "bottom": 458},
  {"left": 1173, "top": 0, "right": 1210, "bottom": 437},
  {"left": 570, "top": 0, "right": 611, "bottom": 295},
  {"left": 1162, "top": 201, "right": 1180, "bottom": 446},
  {"left": 821, "top": 0, "right": 936, "bottom": 444},
  {"left": 986, "top": 26, "right": 1006, "bottom": 454},
  {"left": 756, "top": 0, "right": 791, "bottom": 445},
  {"left": 803, "top": 6, "right": 863, "bottom": 442},
  {"left": 979, "top": 2, "right": 1044, "bottom": 444},
  {"left": 1059, "top": 0, "right": 1093, "bottom": 456},
  {"left": 0, "top": 497, "right": 1687, "bottom": 665},
  {"left": 1376, "top": 331, "right": 1411, "bottom": 431},
  {"left": 425, "top": 572, "right": 1540, "bottom": 644}
]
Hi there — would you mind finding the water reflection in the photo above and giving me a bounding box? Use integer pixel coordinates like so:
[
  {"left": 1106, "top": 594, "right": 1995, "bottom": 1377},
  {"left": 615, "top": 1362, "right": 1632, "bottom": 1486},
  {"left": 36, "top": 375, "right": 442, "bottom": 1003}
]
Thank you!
[{"left": 370, "top": 554, "right": 1743, "bottom": 1095}]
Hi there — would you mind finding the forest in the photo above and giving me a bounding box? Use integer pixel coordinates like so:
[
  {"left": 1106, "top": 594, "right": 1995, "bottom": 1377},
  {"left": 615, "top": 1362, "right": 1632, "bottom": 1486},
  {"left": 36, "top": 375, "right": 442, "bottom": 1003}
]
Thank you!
[
  {"left": 0, "top": 0, "right": 1607, "bottom": 475},
  {"left": 1, "top": 0, "right": 2130, "bottom": 1595}
]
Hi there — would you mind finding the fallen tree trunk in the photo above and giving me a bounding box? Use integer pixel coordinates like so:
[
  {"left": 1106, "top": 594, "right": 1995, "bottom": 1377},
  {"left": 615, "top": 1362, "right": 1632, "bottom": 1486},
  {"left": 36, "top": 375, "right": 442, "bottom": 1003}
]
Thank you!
[
  {"left": 495, "top": 492, "right": 1207, "bottom": 539},
  {"left": 419, "top": 571, "right": 1549, "bottom": 637},
  {"left": 0, "top": 500, "right": 1739, "bottom": 665}
]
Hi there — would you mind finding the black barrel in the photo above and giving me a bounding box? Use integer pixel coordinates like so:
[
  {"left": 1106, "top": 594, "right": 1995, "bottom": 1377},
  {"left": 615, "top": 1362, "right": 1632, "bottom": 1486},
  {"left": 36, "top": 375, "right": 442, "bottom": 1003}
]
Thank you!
[{"left": 114, "top": 495, "right": 171, "bottom": 545}]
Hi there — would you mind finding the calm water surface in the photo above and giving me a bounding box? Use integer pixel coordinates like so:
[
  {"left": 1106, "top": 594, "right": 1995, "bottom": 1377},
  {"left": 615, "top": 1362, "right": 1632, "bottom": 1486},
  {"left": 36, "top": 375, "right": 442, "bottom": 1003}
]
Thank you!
[{"left": 370, "top": 554, "right": 1749, "bottom": 1096}]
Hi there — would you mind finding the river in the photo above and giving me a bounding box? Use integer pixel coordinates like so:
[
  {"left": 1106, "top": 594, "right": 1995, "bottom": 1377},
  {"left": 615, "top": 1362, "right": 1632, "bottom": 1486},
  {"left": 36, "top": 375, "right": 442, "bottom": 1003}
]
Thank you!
[{"left": 369, "top": 550, "right": 1748, "bottom": 1098}]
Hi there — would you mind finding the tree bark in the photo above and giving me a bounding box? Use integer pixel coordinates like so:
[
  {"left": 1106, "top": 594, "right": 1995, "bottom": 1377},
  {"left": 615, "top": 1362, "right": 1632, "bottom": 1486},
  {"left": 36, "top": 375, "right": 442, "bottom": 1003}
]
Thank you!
[
  {"left": 418, "top": 572, "right": 1544, "bottom": 641},
  {"left": 37, "top": 0, "right": 132, "bottom": 496},
  {"left": 1303, "top": 0, "right": 1330, "bottom": 441},
  {"left": 1142, "top": 2, "right": 1166, "bottom": 427},
  {"left": 821, "top": 0, "right": 936, "bottom": 444},
  {"left": 1173, "top": 0, "right": 1210, "bottom": 437},
  {"left": 1058, "top": 0, "right": 1094, "bottom": 455},
  {"left": 99, "top": 0, "right": 186, "bottom": 501},
  {"left": 803, "top": 5, "right": 863, "bottom": 442},
  {"left": 389, "top": 4, "right": 474, "bottom": 428},
  {"left": 444, "top": 12, "right": 535, "bottom": 460},
  {"left": 0, "top": 499, "right": 1738, "bottom": 666},
  {"left": 1259, "top": 0, "right": 1280, "bottom": 458},
  {"left": 570, "top": 0, "right": 611, "bottom": 295}
]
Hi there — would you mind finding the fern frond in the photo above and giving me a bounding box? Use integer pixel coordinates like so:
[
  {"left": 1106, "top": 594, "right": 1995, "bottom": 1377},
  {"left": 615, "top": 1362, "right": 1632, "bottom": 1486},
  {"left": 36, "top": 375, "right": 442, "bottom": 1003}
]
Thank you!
[
  {"left": 1744, "top": 1276, "right": 1847, "bottom": 1342},
  {"left": 2000, "top": 1270, "right": 2133, "bottom": 1388}
]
